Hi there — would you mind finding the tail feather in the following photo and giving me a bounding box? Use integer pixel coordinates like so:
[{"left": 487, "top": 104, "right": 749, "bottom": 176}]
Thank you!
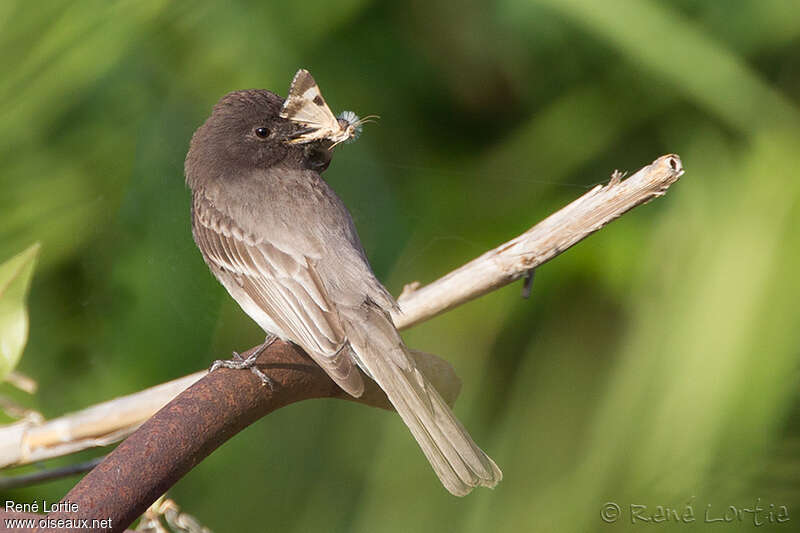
[{"left": 342, "top": 304, "right": 502, "bottom": 496}]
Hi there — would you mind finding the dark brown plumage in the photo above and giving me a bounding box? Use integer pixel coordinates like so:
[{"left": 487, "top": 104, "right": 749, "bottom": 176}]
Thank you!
[{"left": 185, "top": 83, "right": 501, "bottom": 496}]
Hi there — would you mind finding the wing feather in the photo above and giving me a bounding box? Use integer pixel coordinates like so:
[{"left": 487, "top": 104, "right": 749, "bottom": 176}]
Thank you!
[{"left": 192, "top": 195, "right": 363, "bottom": 396}]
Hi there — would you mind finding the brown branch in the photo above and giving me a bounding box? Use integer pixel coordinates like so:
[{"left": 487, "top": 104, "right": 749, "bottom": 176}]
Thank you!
[
  {"left": 36, "top": 155, "right": 683, "bottom": 533},
  {"left": 38, "top": 343, "right": 387, "bottom": 532}
]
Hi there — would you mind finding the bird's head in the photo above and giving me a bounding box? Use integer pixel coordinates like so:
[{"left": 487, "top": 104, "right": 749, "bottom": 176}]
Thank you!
[{"left": 185, "top": 89, "right": 333, "bottom": 190}]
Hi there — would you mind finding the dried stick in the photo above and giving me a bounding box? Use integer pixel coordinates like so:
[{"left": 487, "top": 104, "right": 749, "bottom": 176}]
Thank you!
[
  {"left": 0, "top": 373, "right": 205, "bottom": 468},
  {"left": 393, "top": 154, "right": 684, "bottom": 328},
  {"left": 0, "top": 155, "right": 683, "bottom": 474}
]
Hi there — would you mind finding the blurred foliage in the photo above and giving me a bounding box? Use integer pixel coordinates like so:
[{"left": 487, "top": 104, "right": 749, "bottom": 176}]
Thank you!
[
  {"left": 1, "top": 0, "right": 799, "bottom": 531},
  {"left": 0, "top": 243, "right": 39, "bottom": 379}
]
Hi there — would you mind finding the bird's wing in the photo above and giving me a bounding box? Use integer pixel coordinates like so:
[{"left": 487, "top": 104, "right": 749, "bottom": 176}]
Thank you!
[{"left": 192, "top": 195, "right": 364, "bottom": 396}]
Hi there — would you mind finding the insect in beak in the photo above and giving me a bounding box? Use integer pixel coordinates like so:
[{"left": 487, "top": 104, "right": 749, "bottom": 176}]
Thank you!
[{"left": 279, "top": 69, "right": 378, "bottom": 148}]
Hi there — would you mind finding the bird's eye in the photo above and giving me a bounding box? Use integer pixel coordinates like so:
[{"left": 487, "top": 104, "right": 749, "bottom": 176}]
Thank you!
[{"left": 254, "top": 127, "right": 270, "bottom": 138}]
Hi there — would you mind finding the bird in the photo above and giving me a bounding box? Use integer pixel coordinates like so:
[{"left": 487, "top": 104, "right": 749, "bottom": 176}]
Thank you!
[{"left": 184, "top": 70, "right": 502, "bottom": 496}]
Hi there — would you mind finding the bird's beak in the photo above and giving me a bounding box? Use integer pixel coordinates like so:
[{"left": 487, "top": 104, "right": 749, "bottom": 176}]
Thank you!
[{"left": 283, "top": 126, "right": 317, "bottom": 145}]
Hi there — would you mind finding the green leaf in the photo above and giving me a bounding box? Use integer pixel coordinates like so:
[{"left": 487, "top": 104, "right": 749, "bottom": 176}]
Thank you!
[{"left": 0, "top": 243, "right": 40, "bottom": 379}]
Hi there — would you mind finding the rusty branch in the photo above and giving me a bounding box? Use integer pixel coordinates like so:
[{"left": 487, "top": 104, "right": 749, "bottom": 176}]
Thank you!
[{"left": 39, "top": 343, "right": 383, "bottom": 532}]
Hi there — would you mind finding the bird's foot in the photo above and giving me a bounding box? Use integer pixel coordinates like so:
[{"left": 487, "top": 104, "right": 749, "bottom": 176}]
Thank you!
[{"left": 209, "top": 335, "right": 278, "bottom": 389}]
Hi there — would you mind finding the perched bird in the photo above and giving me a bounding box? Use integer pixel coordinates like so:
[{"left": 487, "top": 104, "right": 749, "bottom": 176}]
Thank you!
[{"left": 184, "top": 70, "right": 501, "bottom": 496}]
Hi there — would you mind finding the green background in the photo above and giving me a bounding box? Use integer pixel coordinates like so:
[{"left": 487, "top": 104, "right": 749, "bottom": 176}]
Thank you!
[{"left": 2, "top": 0, "right": 799, "bottom": 531}]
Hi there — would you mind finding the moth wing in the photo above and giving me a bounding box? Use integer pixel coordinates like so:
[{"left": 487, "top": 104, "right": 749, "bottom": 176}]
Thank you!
[{"left": 280, "top": 69, "right": 340, "bottom": 132}]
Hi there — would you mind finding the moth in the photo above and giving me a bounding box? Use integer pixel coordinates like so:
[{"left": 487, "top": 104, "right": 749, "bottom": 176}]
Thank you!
[{"left": 280, "top": 69, "right": 376, "bottom": 147}]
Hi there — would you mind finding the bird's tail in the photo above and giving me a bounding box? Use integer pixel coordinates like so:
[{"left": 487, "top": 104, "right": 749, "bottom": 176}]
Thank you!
[{"left": 342, "top": 303, "right": 502, "bottom": 496}]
